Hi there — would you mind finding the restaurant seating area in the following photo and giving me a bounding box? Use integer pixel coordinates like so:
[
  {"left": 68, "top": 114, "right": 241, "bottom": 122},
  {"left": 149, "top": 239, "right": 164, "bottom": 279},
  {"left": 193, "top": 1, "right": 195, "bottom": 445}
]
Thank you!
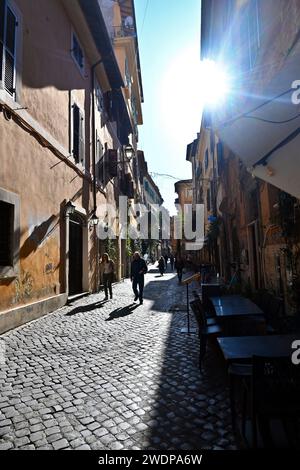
[{"left": 190, "top": 279, "right": 300, "bottom": 448}]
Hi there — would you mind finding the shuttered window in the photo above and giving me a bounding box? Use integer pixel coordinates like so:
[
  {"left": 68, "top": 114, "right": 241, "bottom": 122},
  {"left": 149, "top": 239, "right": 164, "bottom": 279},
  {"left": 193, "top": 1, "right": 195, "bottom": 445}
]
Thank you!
[
  {"left": 0, "top": 1, "right": 17, "bottom": 97},
  {"left": 0, "top": 200, "right": 13, "bottom": 266},
  {"left": 71, "top": 32, "right": 84, "bottom": 73},
  {"left": 72, "top": 104, "right": 84, "bottom": 164}
]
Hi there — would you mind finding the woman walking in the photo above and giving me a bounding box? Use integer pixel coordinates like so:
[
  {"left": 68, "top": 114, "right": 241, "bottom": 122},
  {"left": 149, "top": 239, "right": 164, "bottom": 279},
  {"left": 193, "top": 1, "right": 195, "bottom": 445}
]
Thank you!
[
  {"left": 158, "top": 256, "right": 166, "bottom": 276},
  {"left": 100, "top": 253, "right": 115, "bottom": 300}
]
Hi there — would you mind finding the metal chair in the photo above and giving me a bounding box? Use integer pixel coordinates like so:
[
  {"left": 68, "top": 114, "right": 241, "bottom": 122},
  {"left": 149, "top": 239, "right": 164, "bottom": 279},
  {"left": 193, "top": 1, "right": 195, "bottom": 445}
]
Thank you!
[
  {"left": 250, "top": 356, "right": 300, "bottom": 448},
  {"left": 190, "top": 299, "right": 222, "bottom": 372}
]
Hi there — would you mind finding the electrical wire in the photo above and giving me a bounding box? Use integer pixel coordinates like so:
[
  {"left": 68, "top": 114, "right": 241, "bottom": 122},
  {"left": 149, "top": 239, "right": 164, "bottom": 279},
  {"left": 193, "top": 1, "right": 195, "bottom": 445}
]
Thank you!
[
  {"left": 243, "top": 113, "right": 300, "bottom": 125},
  {"left": 220, "top": 87, "right": 294, "bottom": 128},
  {"left": 149, "top": 172, "right": 181, "bottom": 180},
  {"left": 140, "top": 0, "right": 150, "bottom": 35}
]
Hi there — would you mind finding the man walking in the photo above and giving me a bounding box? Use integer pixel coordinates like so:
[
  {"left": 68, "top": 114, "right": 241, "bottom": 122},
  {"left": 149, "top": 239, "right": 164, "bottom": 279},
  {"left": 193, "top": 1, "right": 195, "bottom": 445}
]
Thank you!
[
  {"left": 131, "top": 252, "right": 148, "bottom": 304},
  {"left": 170, "top": 253, "right": 175, "bottom": 271}
]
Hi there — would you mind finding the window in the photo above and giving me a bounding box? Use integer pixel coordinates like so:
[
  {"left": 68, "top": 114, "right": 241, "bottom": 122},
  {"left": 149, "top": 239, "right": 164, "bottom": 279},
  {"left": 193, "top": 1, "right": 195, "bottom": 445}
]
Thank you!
[
  {"left": 71, "top": 32, "right": 84, "bottom": 73},
  {"left": 0, "top": 200, "right": 13, "bottom": 266},
  {"left": 216, "top": 141, "right": 223, "bottom": 173},
  {"left": 0, "top": 0, "right": 18, "bottom": 97},
  {"left": 95, "top": 81, "right": 104, "bottom": 113},
  {"left": 0, "top": 188, "right": 20, "bottom": 278},
  {"left": 240, "top": 0, "right": 260, "bottom": 72},
  {"left": 205, "top": 149, "right": 209, "bottom": 171},
  {"left": 207, "top": 189, "right": 211, "bottom": 212},
  {"left": 72, "top": 103, "right": 84, "bottom": 164},
  {"left": 248, "top": 0, "right": 260, "bottom": 69}
]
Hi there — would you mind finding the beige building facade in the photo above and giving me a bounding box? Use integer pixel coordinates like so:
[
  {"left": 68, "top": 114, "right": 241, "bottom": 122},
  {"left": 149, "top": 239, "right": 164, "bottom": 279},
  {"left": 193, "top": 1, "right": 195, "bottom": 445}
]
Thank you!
[{"left": 0, "top": 0, "right": 144, "bottom": 333}]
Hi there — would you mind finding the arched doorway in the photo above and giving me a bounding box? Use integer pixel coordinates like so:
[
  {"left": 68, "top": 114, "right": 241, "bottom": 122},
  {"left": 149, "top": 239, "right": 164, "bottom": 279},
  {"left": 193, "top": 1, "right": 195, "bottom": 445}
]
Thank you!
[{"left": 68, "top": 213, "right": 83, "bottom": 295}]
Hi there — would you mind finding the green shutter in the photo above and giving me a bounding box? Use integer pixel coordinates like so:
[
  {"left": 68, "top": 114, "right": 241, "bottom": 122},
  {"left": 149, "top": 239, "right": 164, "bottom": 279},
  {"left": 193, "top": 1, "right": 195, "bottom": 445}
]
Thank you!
[
  {"left": 4, "top": 6, "right": 16, "bottom": 95},
  {"left": 0, "top": 0, "right": 5, "bottom": 82}
]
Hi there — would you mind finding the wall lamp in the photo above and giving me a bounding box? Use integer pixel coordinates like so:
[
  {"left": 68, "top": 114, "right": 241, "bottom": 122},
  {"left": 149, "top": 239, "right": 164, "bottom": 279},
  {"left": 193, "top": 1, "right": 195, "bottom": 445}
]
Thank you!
[
  {"left": 89, "top": 213, "right": 99, "bottom": 229},
  {"left": 65, "top": 200, "right": 76, "bottom": 214},
  {"left": 123, "top": 144, "right": 134, "bottom": 161}
]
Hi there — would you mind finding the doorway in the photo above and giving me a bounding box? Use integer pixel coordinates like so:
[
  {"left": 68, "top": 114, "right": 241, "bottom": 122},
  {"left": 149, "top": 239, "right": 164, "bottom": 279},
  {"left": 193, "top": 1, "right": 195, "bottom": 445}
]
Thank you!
[{"left": 68, "top": 213, "right": 83, "bottom": 295}]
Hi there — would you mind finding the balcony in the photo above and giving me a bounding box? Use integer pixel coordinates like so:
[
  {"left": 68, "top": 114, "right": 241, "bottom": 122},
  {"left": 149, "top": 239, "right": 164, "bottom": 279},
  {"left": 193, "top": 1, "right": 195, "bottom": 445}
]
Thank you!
[{"left": 112, "top": 25, "right": 136, "bottom": 40}]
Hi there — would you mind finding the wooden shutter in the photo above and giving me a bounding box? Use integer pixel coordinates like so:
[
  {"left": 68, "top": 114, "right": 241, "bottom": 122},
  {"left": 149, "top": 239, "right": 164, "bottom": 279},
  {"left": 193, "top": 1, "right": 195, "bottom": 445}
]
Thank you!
[
  {"left": 4, "top": 6, "right": 17, "bottom": 96},
  {"left": 72, "top": 104, "right": 80, "bottom": 163},
  {"left": 0, "top": 0, "right": 4, "bottom": 83},
  {"left": 79, "top": 108, "right": 84, "bottom": 164}
]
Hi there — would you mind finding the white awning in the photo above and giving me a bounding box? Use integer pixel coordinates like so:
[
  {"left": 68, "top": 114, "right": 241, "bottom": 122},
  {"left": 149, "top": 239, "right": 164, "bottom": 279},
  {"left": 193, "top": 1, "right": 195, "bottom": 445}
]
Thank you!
[{"left": 215, "top": 52, "right": 300, "bottom": 199}]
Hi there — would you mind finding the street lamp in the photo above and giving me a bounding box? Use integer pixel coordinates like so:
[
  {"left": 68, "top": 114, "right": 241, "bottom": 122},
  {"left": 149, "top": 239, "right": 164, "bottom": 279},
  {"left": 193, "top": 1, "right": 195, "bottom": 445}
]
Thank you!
[
  {"left": 89, "top": 212, "right": 99, "bottom": 230},
  {"left": 123, "top": 144, "right": 134, "bottom": 161},
  {"left": 65, "top": 200, "right": 76, "bottom": 214}
]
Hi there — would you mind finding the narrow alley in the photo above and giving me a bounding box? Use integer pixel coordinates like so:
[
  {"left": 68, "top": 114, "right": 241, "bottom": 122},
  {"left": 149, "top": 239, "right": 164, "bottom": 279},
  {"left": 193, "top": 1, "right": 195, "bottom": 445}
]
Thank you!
[{"left": 0, "top": 268, "right": 236, "bottom": 451}]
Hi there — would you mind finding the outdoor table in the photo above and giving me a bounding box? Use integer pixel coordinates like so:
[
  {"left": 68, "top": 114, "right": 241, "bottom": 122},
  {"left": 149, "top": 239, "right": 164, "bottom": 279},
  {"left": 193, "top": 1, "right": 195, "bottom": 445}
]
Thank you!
[
  {"left": 210, "top": 295, "right": 264, "bottom": 317},
  {"left": 217, "top": 334, "right": 299, "bottom": 363}
]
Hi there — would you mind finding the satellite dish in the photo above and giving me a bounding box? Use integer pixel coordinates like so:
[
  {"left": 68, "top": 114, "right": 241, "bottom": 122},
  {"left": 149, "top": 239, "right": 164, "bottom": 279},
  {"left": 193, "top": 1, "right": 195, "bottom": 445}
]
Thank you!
[{"left": 124, "top": 15, "right": 134, "bottom": 29}]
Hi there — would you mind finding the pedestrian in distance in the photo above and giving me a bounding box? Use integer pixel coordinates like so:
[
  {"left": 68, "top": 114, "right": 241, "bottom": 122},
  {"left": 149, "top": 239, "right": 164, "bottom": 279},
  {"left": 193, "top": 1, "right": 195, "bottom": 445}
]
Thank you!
[
  {"left": 175, "top": 255, "right": 185, "bottom": 284},
  {"left": 100, "top": 253, "right": 115, "bottom": 300},
  {"left": 170, "top": 253, "right": 175, "bottom": 271},
  {"left": 164, "top": 254, "right": 168, "bottom": 271},
  {"left": 158, "top": 256, "right": 166, "bottom": 276},
  {"left": 131, "top": 251, "right": 148, "bottom": 304}
]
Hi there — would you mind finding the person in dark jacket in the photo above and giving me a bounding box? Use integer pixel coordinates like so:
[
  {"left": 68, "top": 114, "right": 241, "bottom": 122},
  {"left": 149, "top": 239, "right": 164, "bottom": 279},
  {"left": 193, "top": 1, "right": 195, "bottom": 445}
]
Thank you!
[
  {"left": 170, "top": 253, "right": 175, "bottom": 271},
  {"left": 131, "top": 252, "right": 148, "bottom": 304},
  {"left": 158, "top": 256, "right": 166, "bottom": 276},
  {"left": 175, "top": 255, "right": 185, "bottom": 283}
]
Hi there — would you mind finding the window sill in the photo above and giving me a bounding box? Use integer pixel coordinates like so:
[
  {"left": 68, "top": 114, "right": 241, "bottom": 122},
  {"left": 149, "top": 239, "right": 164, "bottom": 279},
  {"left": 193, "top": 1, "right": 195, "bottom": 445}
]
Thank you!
[{"left": 0, "top": 265, "right": 19, "bottom": 279}]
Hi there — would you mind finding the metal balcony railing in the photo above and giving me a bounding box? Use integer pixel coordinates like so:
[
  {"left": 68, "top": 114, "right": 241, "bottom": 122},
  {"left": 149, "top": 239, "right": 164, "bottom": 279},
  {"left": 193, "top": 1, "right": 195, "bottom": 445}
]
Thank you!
[{"left": 112, "top": 25, "right": 136, "bottom": 40}]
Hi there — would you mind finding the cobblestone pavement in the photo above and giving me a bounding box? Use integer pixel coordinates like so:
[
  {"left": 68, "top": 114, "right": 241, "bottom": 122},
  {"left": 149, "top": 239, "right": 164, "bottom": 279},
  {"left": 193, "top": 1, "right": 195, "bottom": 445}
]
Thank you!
[{"left": 0, "top": 267, "right": 237, "bottom": 450}]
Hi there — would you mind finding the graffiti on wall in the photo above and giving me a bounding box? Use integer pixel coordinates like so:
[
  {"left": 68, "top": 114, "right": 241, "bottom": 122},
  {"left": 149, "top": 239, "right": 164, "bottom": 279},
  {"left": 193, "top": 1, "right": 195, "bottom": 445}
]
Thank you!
[{"left": 14, "top": 271, "right": 34, "bottom": 303}]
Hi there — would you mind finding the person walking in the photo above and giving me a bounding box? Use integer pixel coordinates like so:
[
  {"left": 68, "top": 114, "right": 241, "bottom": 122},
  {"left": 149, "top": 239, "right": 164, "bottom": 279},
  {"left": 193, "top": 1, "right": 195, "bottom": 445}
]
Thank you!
[
  {"left": 131, "top": 251, "right": 148, "bottom": 304},
  {"left": 100, "top": 253, "right": 115, "bottom": 300},
  {"left": 164, "top": 254, "right": 168, "bottom": 271},
  {"left": 170, "top": 253, "right": 175, "bottom": 271},
  {"left": 175, "top": 255, "right": 185, "bottom": 284},
  {"left": 158, "top": 256, "right": 165, "bottom": 276}
]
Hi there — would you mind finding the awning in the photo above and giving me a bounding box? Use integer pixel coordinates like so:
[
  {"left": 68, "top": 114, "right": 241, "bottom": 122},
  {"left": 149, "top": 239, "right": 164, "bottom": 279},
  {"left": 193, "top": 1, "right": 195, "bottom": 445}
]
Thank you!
[{"left": 215, "top": 52, "right": 300, "bottom": 199}]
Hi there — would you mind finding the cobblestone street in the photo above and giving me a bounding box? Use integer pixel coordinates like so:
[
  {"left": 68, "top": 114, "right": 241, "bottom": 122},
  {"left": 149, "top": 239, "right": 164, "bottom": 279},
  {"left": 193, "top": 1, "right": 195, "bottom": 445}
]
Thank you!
[{"left": 0, "top": 267, "right": 236, "bottom": 450}]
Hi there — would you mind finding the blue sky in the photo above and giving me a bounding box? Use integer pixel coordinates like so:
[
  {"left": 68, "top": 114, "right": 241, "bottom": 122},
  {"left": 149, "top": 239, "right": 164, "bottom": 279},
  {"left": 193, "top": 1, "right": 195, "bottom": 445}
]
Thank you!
[{"left": 134, "top": 0, "right": 202, "bottom": 214}]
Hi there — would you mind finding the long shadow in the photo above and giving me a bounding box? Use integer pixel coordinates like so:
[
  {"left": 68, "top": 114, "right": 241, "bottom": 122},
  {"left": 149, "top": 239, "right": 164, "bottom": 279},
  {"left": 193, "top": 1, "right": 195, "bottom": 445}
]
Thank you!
[
  {"left": 65, "top": 299, "right": 109, "bottom": 316},
  {"left": 105, "top": 303, "right": 139, "bottom": 321},
  {"left": 141, "top": 275, "right": 236, "bottom": 450}
]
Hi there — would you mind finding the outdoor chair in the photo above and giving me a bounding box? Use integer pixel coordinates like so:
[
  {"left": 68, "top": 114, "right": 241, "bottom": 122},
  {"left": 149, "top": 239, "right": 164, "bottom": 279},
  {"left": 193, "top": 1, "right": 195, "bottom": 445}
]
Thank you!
[
  {"left": 228, "top": 362, "right": 252, "bottom": 435},
  {"left": 192, "top": 290, "right": 216, "bottom": 320},
  {"left": 190, "top": 299, "right": 223, "bottom": 372},
  {"left": 249, "top": 356, "right": 300, "bottom": 448}
]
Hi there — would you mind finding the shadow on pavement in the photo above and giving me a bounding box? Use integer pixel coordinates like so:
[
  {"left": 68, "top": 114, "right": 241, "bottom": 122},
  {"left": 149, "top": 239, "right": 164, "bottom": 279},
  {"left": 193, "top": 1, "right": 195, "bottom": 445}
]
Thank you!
[
  {"left": 105, "top": 303, "right": 140, "bottom": 321},
  {"left": 65, "top": 299, "right": 109, "bottom": 316},
  {"left": 142, "top": 274, "right": 236, "bottom": 450}
]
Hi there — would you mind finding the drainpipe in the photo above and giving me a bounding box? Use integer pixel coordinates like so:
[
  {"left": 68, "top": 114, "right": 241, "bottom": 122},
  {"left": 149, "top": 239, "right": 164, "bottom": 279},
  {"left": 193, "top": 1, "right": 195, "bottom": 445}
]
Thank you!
[
  {"left": 91, "top": 58, "right": 106, "bottom": 292},
  {"left": 91, "top": 58, "right": 106, "bottom": 215}
]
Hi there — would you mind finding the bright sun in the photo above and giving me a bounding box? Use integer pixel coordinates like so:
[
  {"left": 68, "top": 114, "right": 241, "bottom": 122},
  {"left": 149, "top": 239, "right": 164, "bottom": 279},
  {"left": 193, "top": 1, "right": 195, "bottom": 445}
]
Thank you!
[
  {"left": 160, "top": 50, "right": 231, "bottom": 147},
  {"left": 199, "top": 59, "right": 230, "bottom": 106}
]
